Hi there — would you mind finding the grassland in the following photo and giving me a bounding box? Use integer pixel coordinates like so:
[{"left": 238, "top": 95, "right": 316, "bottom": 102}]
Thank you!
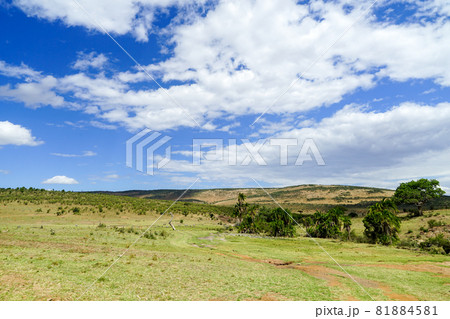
[{"left": 0, "top": 188, "right": 449, "bottom": 301}]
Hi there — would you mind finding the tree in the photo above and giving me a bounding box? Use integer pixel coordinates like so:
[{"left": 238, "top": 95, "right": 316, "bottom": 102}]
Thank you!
[
  {"left": 393, "top": 179, "right": 445, "bottom": 216},
  {"left": 363, "top": 199, "right": 400, "bottom": 245},
  {"left": 233, "top": 193, "right": 248, "bottom": 224},
  {"left": 237, "top": 205, "right": 261, "bottom": 234},
  {"left": 236, "top": 204, "right": 296, "bottom": 237},
  {"left": 342, "top": 215, "right": 352, "bottom": 240},
  {"left": 264, "top": 207, "right": 296, "bottom": 237},
  {"left": 307, "top": 206, "right": 349, "bottom": 239}
]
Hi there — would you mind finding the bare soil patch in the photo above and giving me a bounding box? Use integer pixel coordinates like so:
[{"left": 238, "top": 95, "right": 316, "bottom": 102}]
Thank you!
[{"left": 226, "top": 252, "right": 420, "bottom": 301}]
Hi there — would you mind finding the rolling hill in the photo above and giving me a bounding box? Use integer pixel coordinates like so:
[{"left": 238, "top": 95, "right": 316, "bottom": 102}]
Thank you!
[
  {"left": 95, "top": 184, "right": 450, "bottom": 213},
  {"left": 95, "top": 184, "right": 394, "bottom": 212}
]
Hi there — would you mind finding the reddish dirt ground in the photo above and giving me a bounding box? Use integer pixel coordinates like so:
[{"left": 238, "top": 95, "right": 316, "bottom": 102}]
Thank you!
[{"left": 223, "top": 252, "right": 422, "bottom": 301}]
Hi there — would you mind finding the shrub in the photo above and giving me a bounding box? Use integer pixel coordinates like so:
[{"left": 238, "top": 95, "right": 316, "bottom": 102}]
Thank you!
[
  {"left": 144, "top": 231, "right": 156, "bottom": 240},
  {"left": 114, "top": 227, "right": 125, "bottom": 234},
  {"left": 302, "top": 216, "right": 313, "bottom": 228},
  {"left": 159, "top": 230, "right": 169, "bottom": 239},
  {"left": 397, "top": 239, "right": 418, "bottom": 249},
  {"left": 419, "top": 234, "right": 450, "bottom": 254},
  {"left": 419, "top": 226, "right": 428, "bottom": 232},
  {"left": 427, "top": 219, "right": 446, "bottom": 228}
]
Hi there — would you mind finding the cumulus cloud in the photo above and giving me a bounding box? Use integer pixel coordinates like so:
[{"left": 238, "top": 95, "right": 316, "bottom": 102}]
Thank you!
[
  {"left": 42, "top": 175, "right": 79, "bottom": 184},
  {"left": 0, "top": 170, "right": 9, "bottom": 174},
  {"left": 158, "top": 102, "right": 450, "bottom": 189},
  {"left": 72, "top": 52, "right": 108, "bottom": 71},
  {"left": 0, "top": 76, "right": 65, "bottom": 108},
  {"left": 0, "top": 121, "right": 43, "bottom": 146},
  {"left": 2, "top": 0, "right": 448, "bottom": 131},
  {"left": 0, "top": 60, "right": 41, "bottom": 80},
  {"left": 11, "top": 0, "right": 208, "bottom": 42}
]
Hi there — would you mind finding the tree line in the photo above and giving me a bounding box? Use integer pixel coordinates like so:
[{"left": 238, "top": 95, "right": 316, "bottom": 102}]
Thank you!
[{"left": 232, "top": 178, "right": 446, "bottom": 249}]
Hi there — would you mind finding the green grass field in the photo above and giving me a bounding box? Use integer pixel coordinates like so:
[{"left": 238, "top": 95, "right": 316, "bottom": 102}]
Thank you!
[{"left": 0, "top": 190, "right": 449, "bottom": 301}]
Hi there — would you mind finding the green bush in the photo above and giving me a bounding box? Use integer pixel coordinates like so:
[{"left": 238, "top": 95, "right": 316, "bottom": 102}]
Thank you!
[
  {"left": 236, "top": 204, "right": 296, "bottom": 237},
  {"left": 363, "top": 199, "right": 400, "bottom": 245},
  {"left": 427, "top": 219, "right": 446, "bottom": 228},
  {"left": 307, "top": 207, "right": 350, "bottom": 239},
  {"left": 419, "top": 234, "right": 450, "bottom": 254},
  {"left": 143, "top": 231, "right": 156, "bottom": 240}
]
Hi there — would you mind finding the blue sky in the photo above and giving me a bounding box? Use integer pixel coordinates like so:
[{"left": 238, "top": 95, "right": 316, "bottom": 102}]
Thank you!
[{"left": 0, "top": 0, "right": 449, "bottom": 192}]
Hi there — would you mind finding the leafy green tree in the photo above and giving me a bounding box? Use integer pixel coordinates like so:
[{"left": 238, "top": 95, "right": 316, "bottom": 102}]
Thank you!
[
  {"left": 393, "top": 179, "right": 445, "bottom": 216},
  {"left": 233, "top": 193, "right": 248, "bottom": 224},
  {"left": 307, "top": 206, "right": 348, "bottom": 239},
  {"left": 265, "top": 207, "right": 296, "bottom": 237},
  {"left": 342, "top": 215, "right": 352, "bottom": 240},
  {"left": 237, "top": 205, "right": 261, "bottom": 234},
  {"left": 236, "top": 204, "right": 296, "bottom": 237},
  {"left": 363, "top": 199, "right": 400, "bottom": 245}
]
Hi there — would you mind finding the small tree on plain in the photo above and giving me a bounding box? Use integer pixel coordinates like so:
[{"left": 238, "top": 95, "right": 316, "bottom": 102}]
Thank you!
[
  {"left": 342, "top": 215, "right": 352, "bottom": 240},
  {"left": 233, "top": 193, "right": 248, "bottom": 224},
  {"left": 363, "top": 199, "right": 400, "bottom": 245},
  {"left": 307, "top": 206, "right": 349, "bottom": 239},
  {"left": 393, "top": 179, "right": 445, "bottom": 216}
]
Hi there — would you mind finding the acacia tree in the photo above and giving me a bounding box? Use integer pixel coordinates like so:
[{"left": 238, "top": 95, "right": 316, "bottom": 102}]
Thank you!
[
  {"left": 393, "top": 179, "right": 445, "bottom": 216},
  {"left": 363, "top": 199, "right": 400, "bottom": 245}
]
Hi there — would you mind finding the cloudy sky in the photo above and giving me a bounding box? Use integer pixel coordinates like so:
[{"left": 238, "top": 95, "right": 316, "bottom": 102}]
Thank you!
[{"left": 0, "top": 0, "right": 449, "bottom": 191}]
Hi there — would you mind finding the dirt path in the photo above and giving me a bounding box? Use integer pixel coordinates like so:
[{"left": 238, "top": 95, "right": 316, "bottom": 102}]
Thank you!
[
  {"left": 354, "top": 263, "right": 450, "bottom": 278},
  {"left": 221, "top": 252, "right": 420, "bottom": 301}
]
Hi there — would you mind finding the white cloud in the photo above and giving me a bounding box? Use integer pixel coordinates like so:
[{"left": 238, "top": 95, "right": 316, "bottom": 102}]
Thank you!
[
  {"left": 42, "top": 175, "right": 79, "bottom": 184},
  {"left": 89, "top": 121, "right": 117, "bottom": 130},
  {"left": 0, "top": 60, "right": 41, "bottom": 80},
  {"left": 0, "top": 170, "right": 9, "bottom": 174},
  {"left": 158, "top": 102, "right": 450, "bottom": 190},
  {"left": 51, "top": 151, "right": 97, "bottom": 158},
  {"left": 0, "top": 76, "right": 65, "bottom": 108},
  {"left": 72, "top": 52, "right": 108, "bottom": 71},
  {"left": 12, "top": 0, "right": 208, "bottom": 42},
  {"left": 1, "top": 0, "right": 450, "bottom": 131},
  {"left": 62, "top": 120, "right": 117, "bottom": 130},
  {"left": 0, "top": 121, "right": 43, "bottom": 146},
  {"left": 88, "top": 173, "right": 121, "bottom": 182}
]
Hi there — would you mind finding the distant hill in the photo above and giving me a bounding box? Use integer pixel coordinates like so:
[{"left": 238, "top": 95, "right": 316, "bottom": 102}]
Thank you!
[
  {"left": 95, "top": 184, "right": 398, "bottom": 212},
  {"left": 95, "top": 184, "right": 450, "bottom": 213}
]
